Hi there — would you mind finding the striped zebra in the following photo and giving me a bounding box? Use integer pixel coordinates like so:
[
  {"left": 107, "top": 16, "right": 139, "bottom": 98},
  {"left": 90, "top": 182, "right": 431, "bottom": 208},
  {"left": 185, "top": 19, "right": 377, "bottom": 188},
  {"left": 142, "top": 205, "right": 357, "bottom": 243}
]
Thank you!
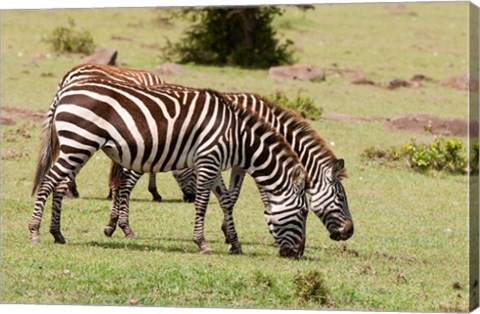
[
  {"left": 29, "top": 77, "right": 309, "bottom": 258},
  {"left": 110, "top": 91, "right": 353, "bottom": 243}
]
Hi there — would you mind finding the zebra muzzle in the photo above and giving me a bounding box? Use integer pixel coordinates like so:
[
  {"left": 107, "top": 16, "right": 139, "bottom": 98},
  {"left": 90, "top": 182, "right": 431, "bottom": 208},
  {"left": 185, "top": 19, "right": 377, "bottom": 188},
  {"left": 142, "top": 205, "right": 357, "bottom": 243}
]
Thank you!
[{"left": 330, "top": 219, "right": 354, "bottom": 241}]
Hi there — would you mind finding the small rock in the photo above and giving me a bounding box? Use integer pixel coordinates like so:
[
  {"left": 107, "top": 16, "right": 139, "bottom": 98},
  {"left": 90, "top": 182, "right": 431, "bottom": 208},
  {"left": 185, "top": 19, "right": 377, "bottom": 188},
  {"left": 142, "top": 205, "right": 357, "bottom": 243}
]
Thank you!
[
  {"left": 155, "top": 63, "right": 186, "bottom": 75},
  {"left": 82, "top": 48, "right": 118, "bottom": 66},
  {"left": 268, "top": 64, "right": 325, "bottom": 82},
  {"left": 62, "top": 269, "right": 71, "bottom": 275}
]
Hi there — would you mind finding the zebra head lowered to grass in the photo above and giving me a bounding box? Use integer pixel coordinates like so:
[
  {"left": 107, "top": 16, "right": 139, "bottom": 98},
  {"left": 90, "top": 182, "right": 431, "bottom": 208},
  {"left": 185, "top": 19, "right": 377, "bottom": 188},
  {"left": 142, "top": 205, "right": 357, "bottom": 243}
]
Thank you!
[
  {"left": 159, "top": 93, "right": 353, "bottom": 242},
  {"left": 29, "top": 77, "right": 309, "bottom": 258}
]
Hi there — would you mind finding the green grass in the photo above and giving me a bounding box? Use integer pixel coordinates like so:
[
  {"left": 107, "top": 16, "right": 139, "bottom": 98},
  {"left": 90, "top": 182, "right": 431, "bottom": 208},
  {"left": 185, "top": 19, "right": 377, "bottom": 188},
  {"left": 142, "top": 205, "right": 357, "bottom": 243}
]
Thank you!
[{"left": 0, "top": 3, "right": 474, "bottom": 312}]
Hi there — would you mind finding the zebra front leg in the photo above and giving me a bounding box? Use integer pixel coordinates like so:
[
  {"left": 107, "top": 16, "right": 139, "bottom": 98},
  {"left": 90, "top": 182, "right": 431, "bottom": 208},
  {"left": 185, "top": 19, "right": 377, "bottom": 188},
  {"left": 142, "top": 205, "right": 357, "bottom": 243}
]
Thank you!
[
  {"left": 49, "top": 178, "right": 71, "bottom": 244},
  {"left": 148, "top": 173, "right": 163, "bottom": 202},
  {"left": 117, "top": 168, "right": 142, "bottom": 239},
  {"left": 191, "top": 168, "right": 218, "bottom": 254},
  {"left": 211, "top": 176, "right": 242, "bottom": 254}
]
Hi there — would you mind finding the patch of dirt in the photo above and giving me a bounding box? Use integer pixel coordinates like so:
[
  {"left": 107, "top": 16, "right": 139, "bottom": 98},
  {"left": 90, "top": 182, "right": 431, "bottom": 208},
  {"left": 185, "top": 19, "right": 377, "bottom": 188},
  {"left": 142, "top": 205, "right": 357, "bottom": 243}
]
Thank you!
[
  {"left": 441, "top": 73, "right": 479, "bottom": 92},
  {"left": 268, "top": 64, "right": 325, "bottom": 82},
  {"left": 351, "top": 74, "right": 434, "bottom": 90},
  {"left": 1, "top": 107, "right": 45, "bottom": 125},
  {"left": 323, "top": 111, "right": 477, "bottom": 138},
  {"left": 384, "top": 113, "right": 478, "bottom": 138}
]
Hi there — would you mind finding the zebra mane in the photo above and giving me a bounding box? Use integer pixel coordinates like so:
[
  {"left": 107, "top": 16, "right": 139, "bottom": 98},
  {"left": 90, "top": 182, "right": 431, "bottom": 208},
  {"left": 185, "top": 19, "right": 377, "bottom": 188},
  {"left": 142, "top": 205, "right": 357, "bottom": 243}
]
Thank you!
[
  {"left": 255, "top": 94, "right": 347, "bottom": 178},
  {"left": 214, "top": 90, "right": 301, "bottom": 160}
]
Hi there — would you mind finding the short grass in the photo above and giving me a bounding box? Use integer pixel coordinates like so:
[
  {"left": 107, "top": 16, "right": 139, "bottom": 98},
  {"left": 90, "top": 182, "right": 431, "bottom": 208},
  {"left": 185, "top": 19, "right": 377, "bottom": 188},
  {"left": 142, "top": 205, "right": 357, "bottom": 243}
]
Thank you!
[{"left": 0, "top": 3, "right": 474, "bottom": 312}]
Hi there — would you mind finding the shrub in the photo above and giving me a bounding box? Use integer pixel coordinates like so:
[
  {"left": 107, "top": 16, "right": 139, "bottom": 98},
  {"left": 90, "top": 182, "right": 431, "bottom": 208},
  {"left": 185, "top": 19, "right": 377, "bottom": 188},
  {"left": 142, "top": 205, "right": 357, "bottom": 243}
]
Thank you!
[
  {"left": 162, "top": 7, "right": 295, "bottom": 68},
  {"left": 266, "top": 91, "right": 323, "bottom": 120},
  {"left": 362, "top": 137, "right": 475, "bottom": 175},
  {"left": 45, "top": 17, "right": 95, "bottom": 55},
  {"left": 402, "top": 138, "right": 467, "bottom": 173}
]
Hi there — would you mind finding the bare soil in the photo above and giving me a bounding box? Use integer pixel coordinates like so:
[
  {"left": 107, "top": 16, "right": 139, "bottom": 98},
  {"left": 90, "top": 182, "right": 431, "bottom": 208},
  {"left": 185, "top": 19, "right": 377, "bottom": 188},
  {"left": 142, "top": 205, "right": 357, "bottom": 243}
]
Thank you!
[
  {"left": 1, "top": 107, "right": 45, "bottom": 125},
  {"left": 325, "top": 112, "right": 477, "bottom": 138}
]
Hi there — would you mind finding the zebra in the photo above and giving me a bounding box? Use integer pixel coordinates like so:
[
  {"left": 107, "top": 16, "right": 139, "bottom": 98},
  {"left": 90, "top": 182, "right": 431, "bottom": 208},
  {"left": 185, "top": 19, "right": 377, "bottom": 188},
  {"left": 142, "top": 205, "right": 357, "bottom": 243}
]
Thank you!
[
  {"left": 110, "top": 90, "right": 353, "bottom": 243},
  {"left": 29, "top": 77, "right": 309, "bottom": 258},
  {"left": 58, "top": 63, "right": 186, "bottom": 202}
]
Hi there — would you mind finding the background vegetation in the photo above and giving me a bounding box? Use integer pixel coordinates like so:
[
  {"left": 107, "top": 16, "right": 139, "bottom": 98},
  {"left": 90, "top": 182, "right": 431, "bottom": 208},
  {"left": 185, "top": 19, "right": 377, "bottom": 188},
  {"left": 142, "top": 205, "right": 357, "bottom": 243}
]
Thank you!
[{"left": 0, "top": 3, "right": 474, "bottom": 312}]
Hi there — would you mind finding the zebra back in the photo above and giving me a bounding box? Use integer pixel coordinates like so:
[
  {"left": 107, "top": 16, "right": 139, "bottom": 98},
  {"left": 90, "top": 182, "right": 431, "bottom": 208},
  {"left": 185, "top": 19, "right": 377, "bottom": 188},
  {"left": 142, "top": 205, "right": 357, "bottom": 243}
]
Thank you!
[{"left": 59, "top": 63, "right": 165, "bottom": 88}]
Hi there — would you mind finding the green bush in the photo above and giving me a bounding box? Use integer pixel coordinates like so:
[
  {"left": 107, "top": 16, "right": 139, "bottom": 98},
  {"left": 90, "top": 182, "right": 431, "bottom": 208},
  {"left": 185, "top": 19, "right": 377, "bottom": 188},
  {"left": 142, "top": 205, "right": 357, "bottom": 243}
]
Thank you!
[
  {"left": 45, "top": 17, "right": 95, "bottom": 55},
  {"left": 402, "top": 138, "right": 467, "bottom": 173},
  {"left": 162, "top": 7, "right": 295, "bottom": 68},
  {"left": 363, "top": 137, "right": 475, "bottom": 175},
  {"left": 266, "top": 91, "right": 323, "bottom": 120}
]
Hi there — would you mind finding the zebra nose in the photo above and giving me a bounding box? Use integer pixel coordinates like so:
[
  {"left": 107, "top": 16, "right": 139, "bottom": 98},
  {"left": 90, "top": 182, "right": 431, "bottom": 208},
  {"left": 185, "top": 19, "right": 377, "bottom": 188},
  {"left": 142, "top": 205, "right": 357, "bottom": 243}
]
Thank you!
[{"left": 342, "top": 219, "right": 354, "bottom": 240}]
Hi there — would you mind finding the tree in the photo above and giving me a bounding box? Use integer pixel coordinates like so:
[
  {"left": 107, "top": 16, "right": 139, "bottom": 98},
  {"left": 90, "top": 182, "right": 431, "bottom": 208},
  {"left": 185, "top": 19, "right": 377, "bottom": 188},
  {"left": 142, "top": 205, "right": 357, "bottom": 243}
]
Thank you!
[{"left": 163, "top": 7, "right": 295, "bottom": 68}]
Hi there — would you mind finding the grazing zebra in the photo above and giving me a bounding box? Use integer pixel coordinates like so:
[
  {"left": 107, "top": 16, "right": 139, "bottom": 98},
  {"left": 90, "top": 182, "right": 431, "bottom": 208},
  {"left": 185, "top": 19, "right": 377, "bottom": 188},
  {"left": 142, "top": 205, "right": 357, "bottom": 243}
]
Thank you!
[
  {"left": 115, "top": 90, "right": 353, "bottom": 242},
  {"left": 29, "top": 77, "right": 309, "bottom": 258}
]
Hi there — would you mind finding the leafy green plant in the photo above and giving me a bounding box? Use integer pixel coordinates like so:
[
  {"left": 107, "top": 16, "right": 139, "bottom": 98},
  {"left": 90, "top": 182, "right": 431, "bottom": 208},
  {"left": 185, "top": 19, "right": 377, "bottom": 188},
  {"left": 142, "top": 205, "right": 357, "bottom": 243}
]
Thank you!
[
  {"left": 45, "top": 17, "right": 95, "bottom": 55},
  {"left": 267, "top": 91, "right": 323, "bottom": 120},
  {"left": 363, "top": 137, "right": 473, "bottom": 175},
  {"left": 161, "top": 7, "right": 295, "bottom": 68},
  {"left": 402, "top": 138, "right": 467, "bottom": 173}
]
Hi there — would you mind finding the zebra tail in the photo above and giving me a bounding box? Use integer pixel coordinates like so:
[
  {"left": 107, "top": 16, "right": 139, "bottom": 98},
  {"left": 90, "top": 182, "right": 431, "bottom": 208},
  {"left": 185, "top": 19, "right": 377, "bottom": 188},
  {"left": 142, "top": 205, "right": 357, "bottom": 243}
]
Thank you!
[{"left": 31, "top": 95, "right": 60, "bottom": 197}]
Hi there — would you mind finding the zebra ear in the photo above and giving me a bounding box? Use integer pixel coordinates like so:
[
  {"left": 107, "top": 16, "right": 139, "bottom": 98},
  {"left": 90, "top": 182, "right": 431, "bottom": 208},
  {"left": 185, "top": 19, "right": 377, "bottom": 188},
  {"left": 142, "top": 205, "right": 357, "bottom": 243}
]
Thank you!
[
  {"left": 333, "top": 159, "right": 345, "bottom": 175},
  {"left": 292, "top": 164, "right": 306, "bottom": 193}
]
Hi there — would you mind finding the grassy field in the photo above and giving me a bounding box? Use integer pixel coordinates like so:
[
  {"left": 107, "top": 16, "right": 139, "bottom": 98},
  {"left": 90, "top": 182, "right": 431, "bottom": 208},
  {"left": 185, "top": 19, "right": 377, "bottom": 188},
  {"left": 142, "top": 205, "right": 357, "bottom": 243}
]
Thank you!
[{"left": 0, "top": 3, "right": 475, "bottom": 312}]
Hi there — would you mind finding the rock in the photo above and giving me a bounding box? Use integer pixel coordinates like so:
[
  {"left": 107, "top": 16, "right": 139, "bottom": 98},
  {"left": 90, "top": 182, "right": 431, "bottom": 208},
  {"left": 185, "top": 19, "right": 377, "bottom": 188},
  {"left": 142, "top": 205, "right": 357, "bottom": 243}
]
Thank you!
[
  {"left": 441, "top": 73, "right": 479, "bottom": 92},
  {"left": 268, "top": 64, "right": 325, "bottom": 82},
  {"left": 0, "top": 116, "right": 15, "bottom": 125},
  {"left": 82, "top": 48, "right": 117, "bottom": 65},
  {"left": 384, "top": 113, "right": 478, "bottom": 137},
  {"left": 155, "top": 63, "right": 186, "bottom": 75}
]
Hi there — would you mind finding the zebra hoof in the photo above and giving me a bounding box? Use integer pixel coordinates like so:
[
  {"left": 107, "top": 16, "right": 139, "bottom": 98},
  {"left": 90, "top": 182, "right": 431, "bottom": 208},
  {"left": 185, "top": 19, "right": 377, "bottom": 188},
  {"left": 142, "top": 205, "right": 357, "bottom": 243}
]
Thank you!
[
  {"left": 53, "top": 234, "right": 66, "bottom": 244},
  {"left": 152, "top": 196, "right": 163, "bottom": 203},
  {"left": 199, "top": 247, "right": 213, "bottom": 254},
  {"left": 183, "top": 194, "right": 195, "bottom": 203},
  {"left": 30, "top": 235, "right": 41, "bottom": 244},
  {"left": 125, "top": 232, "right": 136, "bottom": 240},
  {"left": 229, "top": 247, "right": 243, "bottom": 255},
  {"left": 103, "top": 226, "right": 116, "bottom": 237}
]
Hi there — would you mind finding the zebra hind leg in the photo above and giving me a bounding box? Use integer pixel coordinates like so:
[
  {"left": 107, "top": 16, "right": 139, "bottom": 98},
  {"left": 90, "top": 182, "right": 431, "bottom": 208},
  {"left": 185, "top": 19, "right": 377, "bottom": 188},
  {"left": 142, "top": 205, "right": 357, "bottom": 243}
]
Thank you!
[
  {"left": 116, "top": 168, "right": 142, "bottom": 239},
  {"left": 148, "top": 173, "right": 162, "bottom": 202},
  {"left": 49, "top": 178, "right": 71, "bottom": 244},
  {"left": 29, "top": 158, "right": 83, "bottom": 244}
]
